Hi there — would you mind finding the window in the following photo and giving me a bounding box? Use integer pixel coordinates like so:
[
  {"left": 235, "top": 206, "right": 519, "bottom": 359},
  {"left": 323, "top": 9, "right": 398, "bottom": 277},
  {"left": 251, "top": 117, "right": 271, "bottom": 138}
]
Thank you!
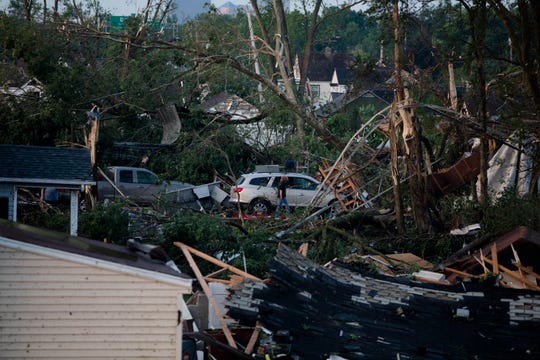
[
  {"left": 137, "top": 170, "right": 157, "bottom": 184},
  {"left": 289, "top": 177, "right": 317, "bottom": 190},
  {"left": 119, "top": 170, "right": 134, "bottom": 183},
  {"left": 249, "top": 176, "right": 271, "bottom": 186},
  {"left": 309, "top": 84, "right": 320, "bottom": 98},
  {"left": 235, "top": 176, "right": 246, "bottom": 186}
]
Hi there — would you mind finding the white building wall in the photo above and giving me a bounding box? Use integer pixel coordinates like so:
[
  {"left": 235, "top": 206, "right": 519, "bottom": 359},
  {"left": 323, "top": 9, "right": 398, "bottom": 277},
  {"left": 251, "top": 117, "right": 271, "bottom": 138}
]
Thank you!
[{"left": 0, "top": 243, "right": 189, "bottom": 359}]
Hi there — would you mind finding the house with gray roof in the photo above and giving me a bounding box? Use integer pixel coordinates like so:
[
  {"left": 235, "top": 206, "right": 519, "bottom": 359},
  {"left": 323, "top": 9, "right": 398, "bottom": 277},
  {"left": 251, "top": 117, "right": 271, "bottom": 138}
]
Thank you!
[
  {"left": 293, "top": 48, "right": 355, "bottom": 107},
  {"left": 0, "top": 144, "right": 95, "bottom": 235}
]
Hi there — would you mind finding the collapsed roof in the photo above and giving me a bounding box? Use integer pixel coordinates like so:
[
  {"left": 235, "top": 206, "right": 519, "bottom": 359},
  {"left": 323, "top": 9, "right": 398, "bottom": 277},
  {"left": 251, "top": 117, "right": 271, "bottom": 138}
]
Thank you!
[{"left": 226, "top": 242, "right": 540, "bottom": 359}]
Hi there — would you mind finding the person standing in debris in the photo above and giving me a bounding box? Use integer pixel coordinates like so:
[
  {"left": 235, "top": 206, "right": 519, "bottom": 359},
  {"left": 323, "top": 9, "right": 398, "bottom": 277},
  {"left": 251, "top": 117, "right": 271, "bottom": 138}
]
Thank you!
[{"left": 275, "top": 176, "right": 291, "bottom": 219}]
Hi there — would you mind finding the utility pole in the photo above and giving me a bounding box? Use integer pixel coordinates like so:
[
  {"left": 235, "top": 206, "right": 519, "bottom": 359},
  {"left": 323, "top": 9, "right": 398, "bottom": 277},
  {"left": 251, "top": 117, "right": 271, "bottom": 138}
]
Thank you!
[{"left": 246, "top": 7, "right": 263, "bottom": 102}]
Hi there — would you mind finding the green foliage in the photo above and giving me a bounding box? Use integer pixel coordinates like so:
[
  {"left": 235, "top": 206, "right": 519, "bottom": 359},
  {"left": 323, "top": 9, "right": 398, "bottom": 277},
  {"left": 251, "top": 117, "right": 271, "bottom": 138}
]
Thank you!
[
  {"left": 149, "top": 122, "right": 255, "bottom": 184},
  {"left": 162, "top": 211, "right": 237, "bottom": 248},
  {"left": 160, "top": 211, "right": 273, "bottom": 278},
  {"left": 1, "top": 0, "right": 539, "bottom": 276},
  {"left": 316, "top": 7, "right": 377, "bottom": 55},
  {"left": 0, "top": 16, "right": 61, "bottom": 80},
  {"left": 311, "top": 226, "right": 351, "bottom": 264},
  {"left": 483, "top": 192, "right": 540, "bottom": 234},
  {"left": 326, "top": 104, "right": 386, "bottom": 147},
  {"left": 79, "top": 202, "right": 131, "bottom": 244},
  {"left": 17, "top": 206, "right": 70, "bottom": 233},
  {"left": 434, "top": 191, "right": 540, "bottom": 237}
]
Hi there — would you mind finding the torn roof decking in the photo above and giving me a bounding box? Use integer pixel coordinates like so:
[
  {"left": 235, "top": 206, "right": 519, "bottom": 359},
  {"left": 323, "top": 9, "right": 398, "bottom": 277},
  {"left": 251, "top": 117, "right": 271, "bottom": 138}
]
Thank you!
[
  {"left": 227, "top": 243, "right": 540, "bottom": 359},
  {"left": 444, "top": 226, "right": 540, "bottom": 284}
]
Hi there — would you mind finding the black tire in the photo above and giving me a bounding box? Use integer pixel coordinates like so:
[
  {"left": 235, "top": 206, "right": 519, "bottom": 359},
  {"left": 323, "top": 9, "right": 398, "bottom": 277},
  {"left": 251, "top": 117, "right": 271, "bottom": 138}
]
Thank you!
[{"left": 249, "top": 198, "right": 272, "bottom": 215}]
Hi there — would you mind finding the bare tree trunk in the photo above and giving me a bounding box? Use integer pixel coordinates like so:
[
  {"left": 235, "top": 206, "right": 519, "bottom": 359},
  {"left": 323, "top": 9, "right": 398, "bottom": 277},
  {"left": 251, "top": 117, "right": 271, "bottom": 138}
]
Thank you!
[
  {"left": 273, "top": 0, "right": 305, "bottom": 152},
  {"left": 390, "top": 102, "right": 405, "bottom": 234},
  {"left": 391, "top": 0, "right": 405, "bottom": 234},
  {"left": 392, "top": 0, "right": 429, "bottom": 232},
  {"left": 477, "top": 1, "right": 489, "bottom": 205},
  {"left": 272, "top": 0, "right": 293, "bottom": 76},
  {"left": 461, "top": 0, "right": 489, "bottom": 204},
  {"left": 23, "top": 0, "right": 34, "bottom": 21},
  {"left": 448, "top": 61, "right": 458, "bottom": 111},
  {"left": 298, "top": 0, "right": 323, "bottom": 98},
  {"left": 53, "top": 0, "right": 59, "bottom": 20}
]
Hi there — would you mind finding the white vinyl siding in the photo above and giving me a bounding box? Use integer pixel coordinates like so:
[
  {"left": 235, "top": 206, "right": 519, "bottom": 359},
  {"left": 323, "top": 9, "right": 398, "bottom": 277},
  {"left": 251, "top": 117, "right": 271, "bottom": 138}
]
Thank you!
[{"left": 0, "top": 244, "right": 188, "bottom": 359}]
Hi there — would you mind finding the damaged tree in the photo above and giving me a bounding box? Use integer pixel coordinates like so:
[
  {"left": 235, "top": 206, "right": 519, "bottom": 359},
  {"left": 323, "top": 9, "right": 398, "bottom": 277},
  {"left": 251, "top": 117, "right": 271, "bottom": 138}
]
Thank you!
[{"left": 390, "top": 0, "right": 431, "bottom": 232}]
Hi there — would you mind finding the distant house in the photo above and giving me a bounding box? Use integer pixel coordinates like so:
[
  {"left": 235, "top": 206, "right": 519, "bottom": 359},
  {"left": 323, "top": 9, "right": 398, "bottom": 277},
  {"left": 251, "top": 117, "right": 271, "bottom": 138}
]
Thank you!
[
  {"left": 0, "top": 220, "right": 193, "bottom": 360},
  {"left": 201, "top": 92, "right": 260, "bottom": 121},
  {"left": 201, "top": 92, "right": 290, "bottom": 149},
  {"left": 0, "top": 145, "right": 95, "bottom": 235},
  {"left": 294, "top": 48, "right": 355, "bottom": 107},
  {"left": 0, "top": 77, "right": 43, "bottom": 101}
]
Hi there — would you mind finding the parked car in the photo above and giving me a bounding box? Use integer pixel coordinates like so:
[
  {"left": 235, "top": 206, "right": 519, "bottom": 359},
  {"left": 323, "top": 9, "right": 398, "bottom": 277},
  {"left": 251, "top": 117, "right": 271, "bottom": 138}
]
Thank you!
[
  {"left": 96, "top": 166, "right": 230, "bottom": 210},
  {"left": 96, "top": 166, "right": 192, "bottom": 205},
  {"left": 229, "top": 171, "right": 337, "bottom": 215}
]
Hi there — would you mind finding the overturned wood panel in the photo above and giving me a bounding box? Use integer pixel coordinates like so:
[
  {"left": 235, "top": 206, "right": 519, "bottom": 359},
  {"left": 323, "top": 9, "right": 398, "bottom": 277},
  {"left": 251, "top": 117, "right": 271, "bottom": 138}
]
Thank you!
[
  {"left": 427, "top": 151, "right": 481, "bottom": 196},
  {"left": 227, "top": 244, "right": 540, "bottom": 359}
]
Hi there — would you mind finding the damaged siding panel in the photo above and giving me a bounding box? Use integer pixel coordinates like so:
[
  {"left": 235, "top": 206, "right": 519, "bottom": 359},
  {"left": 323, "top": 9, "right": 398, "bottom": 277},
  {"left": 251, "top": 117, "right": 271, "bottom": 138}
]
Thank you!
[{"left": 0, "top": 245, "right": 182, "bottom": 359}]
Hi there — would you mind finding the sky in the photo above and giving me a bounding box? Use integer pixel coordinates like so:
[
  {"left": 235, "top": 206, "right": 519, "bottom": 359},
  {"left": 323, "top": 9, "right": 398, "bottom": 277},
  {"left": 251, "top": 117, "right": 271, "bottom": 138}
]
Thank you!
[
  {"left": 97, "top": 0, "right": 251, "bottom": 16},
  {"left": 0, "top": 0, "right": 249, "bottom": 16}
]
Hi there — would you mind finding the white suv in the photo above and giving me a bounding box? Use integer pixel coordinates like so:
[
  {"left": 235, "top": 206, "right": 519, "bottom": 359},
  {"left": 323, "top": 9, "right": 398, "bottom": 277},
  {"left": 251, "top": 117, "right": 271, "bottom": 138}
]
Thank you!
[{"left": 229, "top": 172, "right": 337, "bottom": 214}]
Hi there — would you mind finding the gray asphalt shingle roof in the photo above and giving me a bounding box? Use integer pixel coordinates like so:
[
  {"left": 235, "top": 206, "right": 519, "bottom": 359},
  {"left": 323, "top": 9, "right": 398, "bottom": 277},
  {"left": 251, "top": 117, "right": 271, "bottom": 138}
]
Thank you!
[
  {"left": 0, "top": 219, "right": 192, "bottom": 280},
  {"left": 0, "top": 144, "right": 94, "bottom": 183}
]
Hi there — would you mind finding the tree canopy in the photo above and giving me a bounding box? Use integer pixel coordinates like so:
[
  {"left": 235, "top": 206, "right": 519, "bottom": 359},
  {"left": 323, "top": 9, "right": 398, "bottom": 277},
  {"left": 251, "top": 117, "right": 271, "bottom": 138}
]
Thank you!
[{"left": 1, "top": 0, "right": 539, "bottom": 254}]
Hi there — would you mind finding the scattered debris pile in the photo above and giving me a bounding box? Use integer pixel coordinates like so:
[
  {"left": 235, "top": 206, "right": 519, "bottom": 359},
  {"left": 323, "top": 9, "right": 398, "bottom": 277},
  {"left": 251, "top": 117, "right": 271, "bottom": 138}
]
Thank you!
[
  {"left": 174, "top": 227, "right": 540, "bottom": 359},
  {"left": 443, "top": 226, "right": 540, "bottom": 290},
  {"left": 174, "top": 242, "right": 268, "bottom": 360},
  {"left": 318, "top": 159, "right": 370, "bottom": 211},
  {"left": 225, "top": 241, "right": 540, "bottom": 359}
]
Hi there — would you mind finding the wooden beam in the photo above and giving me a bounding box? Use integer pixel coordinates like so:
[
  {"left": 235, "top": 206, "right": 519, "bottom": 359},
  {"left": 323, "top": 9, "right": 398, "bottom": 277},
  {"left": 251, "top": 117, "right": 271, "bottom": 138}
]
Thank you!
[
  {"left": 177, "top": 243, "right": 238, "bottom": 349},
  {"left": 97, "top": 167, "right": 127, "bottom": 198},
  {"left": 511, "top": 244, "right": 527, "bottom": 288},
  {"left": 514, "top": 264, "right": 540, "bottom": 284},
  {"left": 244, "top": 321, "right": 262, "bottom": 355},
  {"left": 474, "top": 249, "right": 489, "bottom": 274},
  {"left": 204, "top": 278, "right": 232, "bottom": 285},
  {"left": 174, "top": 242, "right": 263, "bottom": 282},
  {"left": 298, "top": 242, "right": 308, "bottom": 257},
  {"left": 490, "top": 243, "right": 499, "bottom": 274},
  {"left": 444, "top": 267, "right": 476, "bottom": 279},
  {"left": 482, "top": 257, "right": 540, "bottom": 291},
  {"left": 205, "top": 267, "right": 228, "bottom": 279}
]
